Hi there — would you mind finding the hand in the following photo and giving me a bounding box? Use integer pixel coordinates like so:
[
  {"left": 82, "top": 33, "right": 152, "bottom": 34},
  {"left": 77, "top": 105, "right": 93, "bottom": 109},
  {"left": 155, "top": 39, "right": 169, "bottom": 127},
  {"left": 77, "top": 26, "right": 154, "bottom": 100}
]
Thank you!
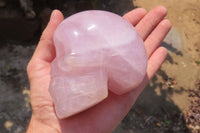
[{"left": 27, "top": 6, "right": 171, "bottom": 133}]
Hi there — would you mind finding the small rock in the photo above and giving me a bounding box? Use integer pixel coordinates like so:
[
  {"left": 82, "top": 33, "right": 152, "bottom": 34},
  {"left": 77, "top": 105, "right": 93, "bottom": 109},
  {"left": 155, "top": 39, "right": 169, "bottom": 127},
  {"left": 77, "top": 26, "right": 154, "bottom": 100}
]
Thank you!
[
  {"left": 4, "top": 120, "right": 13, "bottom": 131},
  {"left": 14, "top": 126, "right": 24, "bottom": 133},
  {"left": 128, "top": 129, "right": 134, "bottom": 133},
  {"left": 25, "top": 10, "right": 36, "bottom": 19},
  {"left": 156, "top": 122, "right": 161, "bottom": 127},
  {"left": 140, "top": 123, "right": 144, "bottom": 128}
]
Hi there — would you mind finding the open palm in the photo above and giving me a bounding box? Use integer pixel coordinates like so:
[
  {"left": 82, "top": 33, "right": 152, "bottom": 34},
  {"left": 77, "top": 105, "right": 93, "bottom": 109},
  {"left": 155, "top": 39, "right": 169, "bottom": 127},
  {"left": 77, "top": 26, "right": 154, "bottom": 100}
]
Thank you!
[{"left": 27, "top": 6, "right": 171, "bottom": 133}]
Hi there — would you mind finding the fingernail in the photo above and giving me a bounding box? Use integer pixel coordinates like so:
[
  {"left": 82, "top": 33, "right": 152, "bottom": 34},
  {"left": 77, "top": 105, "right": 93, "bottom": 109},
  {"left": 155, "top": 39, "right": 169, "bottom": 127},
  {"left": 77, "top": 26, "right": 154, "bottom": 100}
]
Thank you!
[{"left": 50, "top": 10, "right": 57, "bottom": 21}]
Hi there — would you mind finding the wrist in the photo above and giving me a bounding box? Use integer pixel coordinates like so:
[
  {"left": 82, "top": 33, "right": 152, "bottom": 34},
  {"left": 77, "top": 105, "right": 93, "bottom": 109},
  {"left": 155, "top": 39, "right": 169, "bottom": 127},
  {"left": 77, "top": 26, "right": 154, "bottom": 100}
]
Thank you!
[{"left": 26, "top": 115, "right": 60, "bottom": 133}]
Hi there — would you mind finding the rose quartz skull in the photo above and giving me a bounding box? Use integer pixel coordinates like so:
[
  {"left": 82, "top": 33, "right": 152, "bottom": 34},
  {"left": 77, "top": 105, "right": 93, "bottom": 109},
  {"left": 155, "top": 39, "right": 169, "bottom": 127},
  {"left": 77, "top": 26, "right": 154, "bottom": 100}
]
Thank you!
[{"left": 49, "top": 10, "right": 147, "bottom": 119}]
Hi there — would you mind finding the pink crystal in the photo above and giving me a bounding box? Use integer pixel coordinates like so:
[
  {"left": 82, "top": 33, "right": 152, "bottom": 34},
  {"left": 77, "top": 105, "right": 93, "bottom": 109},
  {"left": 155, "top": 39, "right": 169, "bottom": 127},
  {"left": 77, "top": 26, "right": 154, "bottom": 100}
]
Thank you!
[{"left": 49, "top": 10, "right": 147, "bottom": 119}]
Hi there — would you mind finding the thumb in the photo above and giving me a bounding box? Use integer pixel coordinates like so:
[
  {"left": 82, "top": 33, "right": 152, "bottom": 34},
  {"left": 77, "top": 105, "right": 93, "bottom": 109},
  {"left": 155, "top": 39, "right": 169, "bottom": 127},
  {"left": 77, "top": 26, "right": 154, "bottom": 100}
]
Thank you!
[
  {"left": 32, "top": 10, "right": 64, "bottom": 63},
  {"left": 40, "top": 10, "right": 65, "bottom": 41}
]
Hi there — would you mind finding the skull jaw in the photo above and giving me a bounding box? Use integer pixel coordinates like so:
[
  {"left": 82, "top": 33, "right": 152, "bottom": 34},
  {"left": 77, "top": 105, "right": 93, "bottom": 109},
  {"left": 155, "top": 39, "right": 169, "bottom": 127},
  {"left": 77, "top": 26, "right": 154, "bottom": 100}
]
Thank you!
[{"left": 49, "top": 69, "right": 108, "bottom": 119}]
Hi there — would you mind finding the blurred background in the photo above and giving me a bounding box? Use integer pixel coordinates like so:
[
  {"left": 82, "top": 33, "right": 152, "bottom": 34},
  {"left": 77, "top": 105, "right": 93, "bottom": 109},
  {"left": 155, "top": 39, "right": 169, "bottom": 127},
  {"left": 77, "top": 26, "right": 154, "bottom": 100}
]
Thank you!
[{"left": 0, "top": 0, "right": 199, "bottom": 132}]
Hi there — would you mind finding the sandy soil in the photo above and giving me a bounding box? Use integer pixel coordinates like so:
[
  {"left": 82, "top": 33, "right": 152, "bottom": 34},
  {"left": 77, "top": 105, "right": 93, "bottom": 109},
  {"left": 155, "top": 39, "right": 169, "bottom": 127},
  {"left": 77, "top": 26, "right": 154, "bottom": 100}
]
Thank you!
[
  {"left": 0, "top": 0, "right": 200, "bottom": 133},
  {"left": 134, "top": 0, "right": 200, "bottom": 63}
]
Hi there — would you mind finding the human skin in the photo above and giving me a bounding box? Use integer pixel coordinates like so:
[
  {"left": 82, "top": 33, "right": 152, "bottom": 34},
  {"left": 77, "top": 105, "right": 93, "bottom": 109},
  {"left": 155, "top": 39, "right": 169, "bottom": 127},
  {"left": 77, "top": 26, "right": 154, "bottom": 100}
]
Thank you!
[{"left": 26, "top": 6, "right": 171, "bottom": 133}]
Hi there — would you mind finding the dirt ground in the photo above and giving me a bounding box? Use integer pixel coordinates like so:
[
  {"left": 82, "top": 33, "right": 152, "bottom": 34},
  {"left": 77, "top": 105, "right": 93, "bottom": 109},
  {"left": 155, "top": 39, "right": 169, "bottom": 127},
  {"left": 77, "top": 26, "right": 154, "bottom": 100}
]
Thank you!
[{"left": 0, "top": 0, "right": 200, "bottom": 133}]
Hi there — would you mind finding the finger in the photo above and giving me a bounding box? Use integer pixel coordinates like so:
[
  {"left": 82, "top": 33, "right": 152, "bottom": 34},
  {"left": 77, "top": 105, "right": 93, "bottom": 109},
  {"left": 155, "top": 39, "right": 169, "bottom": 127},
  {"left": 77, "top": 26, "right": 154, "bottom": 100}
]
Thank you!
[
  {"left": 135, "top": 6, "right": 167, "bottom": 40},
  {"left": 145, "top": 19, "right": 171, "bottom": 58},
  {"left": 123, "top": 8, "right": 147, "bottom": 26},
  {"left": 133, "top": 46, "right": 168, "bottom": 98},
  {"left": 40, "top": 10, "right": 64, "bottom": 41},
  {"left": 32, "top": 10, "right": 64, "bottom": 63},
  {"left": 147, "top": 47, "right": 167, "bottom": 79}
]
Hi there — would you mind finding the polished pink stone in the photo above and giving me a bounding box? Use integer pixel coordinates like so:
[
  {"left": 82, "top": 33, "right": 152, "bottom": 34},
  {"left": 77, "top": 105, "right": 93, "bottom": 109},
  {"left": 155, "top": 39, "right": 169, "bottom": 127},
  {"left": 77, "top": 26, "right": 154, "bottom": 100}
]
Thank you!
[{"left": 49, "top": 10, "right": 147, "bottom": 119}]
